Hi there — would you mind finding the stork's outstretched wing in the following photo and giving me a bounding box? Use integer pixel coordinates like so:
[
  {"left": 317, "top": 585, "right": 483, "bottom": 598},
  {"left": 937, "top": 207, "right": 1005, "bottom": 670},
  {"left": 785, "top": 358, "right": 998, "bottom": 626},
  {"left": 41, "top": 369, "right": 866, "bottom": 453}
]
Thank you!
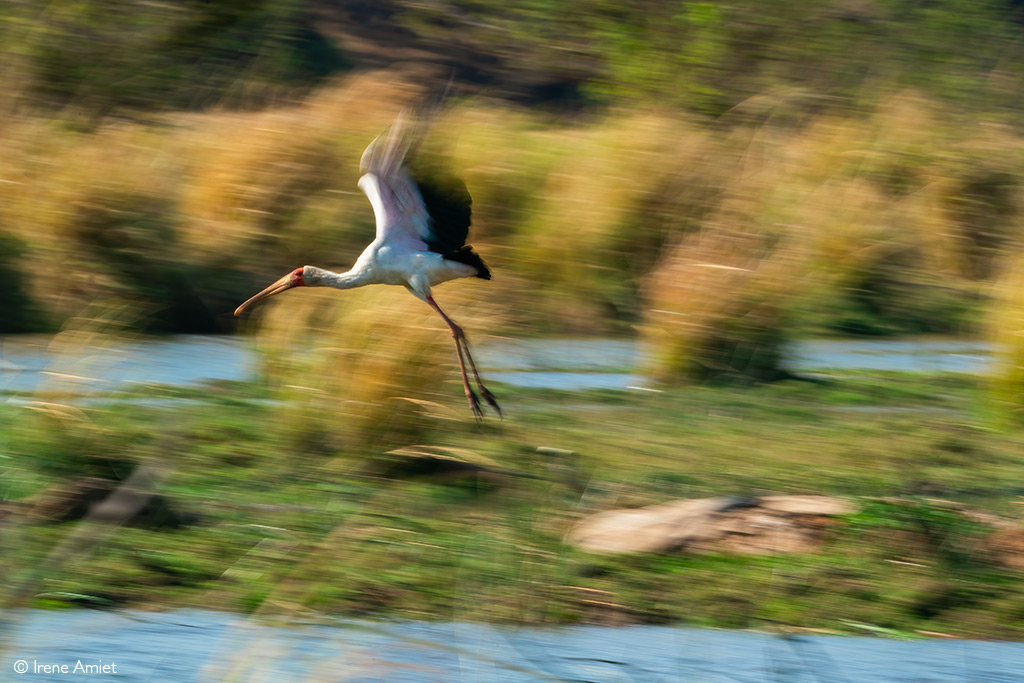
[
  {"left": 358, "top": 111, "right": 472, "bottom": 255},
  {"left": 358, "top": 111, "right": 428, "bottom": 248}
]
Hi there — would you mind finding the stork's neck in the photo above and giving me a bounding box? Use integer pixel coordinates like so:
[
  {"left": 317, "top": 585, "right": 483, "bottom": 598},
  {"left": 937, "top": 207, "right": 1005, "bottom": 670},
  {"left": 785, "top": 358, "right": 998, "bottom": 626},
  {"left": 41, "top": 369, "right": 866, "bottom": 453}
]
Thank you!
[{"left": 303, "top": 266, "right": 369, "bottom": 290}]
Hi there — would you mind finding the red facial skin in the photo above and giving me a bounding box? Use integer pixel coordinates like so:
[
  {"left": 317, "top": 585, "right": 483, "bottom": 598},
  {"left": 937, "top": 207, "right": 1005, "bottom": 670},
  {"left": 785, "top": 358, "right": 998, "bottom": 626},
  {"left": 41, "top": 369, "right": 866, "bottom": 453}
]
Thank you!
[{"left": 291, "top": 267, "right": 305, "bottom": 287}]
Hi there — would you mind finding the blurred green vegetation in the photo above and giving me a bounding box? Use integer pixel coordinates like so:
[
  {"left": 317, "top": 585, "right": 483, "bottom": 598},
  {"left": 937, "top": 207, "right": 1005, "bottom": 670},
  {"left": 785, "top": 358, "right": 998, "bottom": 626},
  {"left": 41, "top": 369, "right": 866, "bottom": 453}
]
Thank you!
[
  {"left": 1, "top": 0, "right": 345, "bottom": 118},
  {"left": 11, "top": 0, "right": 1021, "bottom": 116},
  {"left": 395, "top": 0, "right": 1024, "bottom": 113},
  {"left": 8, "top": 0, "right": 1024, "bottom": 641},
  {"left": 7, "top": 372, "right": 1024, "bottom": 637},
  {"left": 0, "top": 233, "right": 45, "bottom": 332}
]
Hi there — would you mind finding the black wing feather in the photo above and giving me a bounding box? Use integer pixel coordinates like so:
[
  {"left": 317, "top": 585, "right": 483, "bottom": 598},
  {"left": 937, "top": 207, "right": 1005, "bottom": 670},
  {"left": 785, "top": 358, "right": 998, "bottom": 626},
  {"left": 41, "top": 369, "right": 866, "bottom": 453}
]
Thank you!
[
  {"left": 410, "top": 167, "right": 490, "bottom": 280},
  {"left": 412, "top": 168, "right": 472, "bottom": 254},
  {"left": 444, "top": 245, "right": 491, "bottom": 280}
]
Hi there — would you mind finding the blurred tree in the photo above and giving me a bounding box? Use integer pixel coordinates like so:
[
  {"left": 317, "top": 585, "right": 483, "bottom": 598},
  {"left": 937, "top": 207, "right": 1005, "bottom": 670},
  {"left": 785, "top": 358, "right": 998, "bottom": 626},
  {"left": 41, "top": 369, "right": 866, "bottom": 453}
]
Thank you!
[
  {"left": 4, "top": 0, "right": 345, "bottom": 117},
  {"left": 2, "top": 0, "right": 1023, "bottom": 115},
  {"left": 0, "top": 234, "right": 45, "bottom": 332},
  {"left": 384, "top": 0, "right": 1024, "bottom": 113},
  {"left": 71, "top": 192, "right": 224, "bottom": 332}
]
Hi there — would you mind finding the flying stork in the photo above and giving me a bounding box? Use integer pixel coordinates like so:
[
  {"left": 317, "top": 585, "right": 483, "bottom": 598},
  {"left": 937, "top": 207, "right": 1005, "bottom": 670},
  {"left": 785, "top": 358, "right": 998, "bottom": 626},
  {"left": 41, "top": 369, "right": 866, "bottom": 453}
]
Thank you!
[{"left": 234, "top": 111, "right": 501, "bottom": 419}]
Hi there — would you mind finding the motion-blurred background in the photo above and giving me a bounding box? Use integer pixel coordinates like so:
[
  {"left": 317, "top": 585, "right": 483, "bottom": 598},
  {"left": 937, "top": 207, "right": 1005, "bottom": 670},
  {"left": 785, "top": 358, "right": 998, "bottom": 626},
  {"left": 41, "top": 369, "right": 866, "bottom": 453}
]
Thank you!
[{"left": 6, "top": 1, "right": 1024, "bottom": 676}]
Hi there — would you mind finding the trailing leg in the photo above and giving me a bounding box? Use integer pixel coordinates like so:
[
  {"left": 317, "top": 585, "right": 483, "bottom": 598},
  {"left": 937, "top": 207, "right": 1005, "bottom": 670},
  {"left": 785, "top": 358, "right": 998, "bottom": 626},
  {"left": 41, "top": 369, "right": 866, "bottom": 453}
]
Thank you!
[{"left": 425, "top": 296, "right": 500, "bottom": 418}]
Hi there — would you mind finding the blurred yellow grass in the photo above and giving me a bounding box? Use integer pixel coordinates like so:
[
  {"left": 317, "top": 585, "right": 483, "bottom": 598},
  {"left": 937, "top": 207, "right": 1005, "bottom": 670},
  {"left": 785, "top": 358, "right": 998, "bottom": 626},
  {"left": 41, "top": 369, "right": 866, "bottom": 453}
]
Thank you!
[
  {"left": 640, "top": 93, "right": 1024, "bottom": 382},
  {"left": 989, "top": 251, "right": 1024, "bottom": 424},
  {"left": 5, "top": 72, "right": 1024, "bottom": 400},
  {"left": 644, "top": 230, "right": 802, "bottom": 382},
  {"left": 249, "top": 278, "right": 504, "bottom": 454}
]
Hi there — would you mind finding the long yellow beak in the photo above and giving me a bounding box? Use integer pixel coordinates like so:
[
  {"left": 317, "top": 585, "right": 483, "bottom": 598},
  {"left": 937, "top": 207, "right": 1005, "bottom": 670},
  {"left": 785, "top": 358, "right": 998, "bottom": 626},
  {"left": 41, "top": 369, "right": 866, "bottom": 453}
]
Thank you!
[{"left": 234, "top": 271, "right": 302, "bottom": 316}]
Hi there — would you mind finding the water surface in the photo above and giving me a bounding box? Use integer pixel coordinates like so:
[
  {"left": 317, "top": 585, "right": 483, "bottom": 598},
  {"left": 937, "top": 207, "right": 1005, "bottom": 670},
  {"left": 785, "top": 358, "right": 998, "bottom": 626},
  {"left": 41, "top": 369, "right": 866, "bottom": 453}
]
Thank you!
[
  {"left": 3, "top": 609, "right": 1022, "bottom": 682},
  {"left": 789, "top": 339, "right": 991, "bottom": 374},
  {"left": 0, "top": 335, "right": 998, "bottom": 395},
  {"left": 0, "top": 336, "right": 250, "bottom": 394}
]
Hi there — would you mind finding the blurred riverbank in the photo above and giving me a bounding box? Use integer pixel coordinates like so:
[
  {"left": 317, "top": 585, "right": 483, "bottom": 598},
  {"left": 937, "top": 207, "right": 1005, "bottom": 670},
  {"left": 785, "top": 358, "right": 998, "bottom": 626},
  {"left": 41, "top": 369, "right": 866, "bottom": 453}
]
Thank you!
[{"left": 4, "top": 356, "right": 1024, "bottom": 640}]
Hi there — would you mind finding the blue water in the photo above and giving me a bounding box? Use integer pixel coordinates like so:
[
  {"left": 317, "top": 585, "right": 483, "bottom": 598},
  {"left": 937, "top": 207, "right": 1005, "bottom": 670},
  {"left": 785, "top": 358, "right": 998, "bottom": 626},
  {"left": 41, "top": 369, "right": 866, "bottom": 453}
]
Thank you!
[
  {"left": 3, "top": 609, "right": 1022, "bottom": 682},
  {"left": 0, "top": 336, "right": 251, "bottom": 395},
  {"left": 476, "top": 339, "right": 642, "bottom": 372},
  {"left": 789, "top": 339, "right": 991, "bottom": 374},
  {"left": 0, "top": 335, "right": 998, "bottom": 395},
  {"left": 488, "top": 371, "right": 648, "bottom": 390}
]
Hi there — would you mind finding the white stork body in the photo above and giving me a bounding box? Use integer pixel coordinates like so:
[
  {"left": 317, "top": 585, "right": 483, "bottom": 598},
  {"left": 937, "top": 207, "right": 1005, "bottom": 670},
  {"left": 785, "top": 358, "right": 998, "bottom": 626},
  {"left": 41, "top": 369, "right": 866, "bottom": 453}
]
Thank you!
[
  {"left": 306, "top": 239, "right": 476, "bottom": 293},
  {"left": 235, "top": 111, "right": 500, "bottom": 418}
]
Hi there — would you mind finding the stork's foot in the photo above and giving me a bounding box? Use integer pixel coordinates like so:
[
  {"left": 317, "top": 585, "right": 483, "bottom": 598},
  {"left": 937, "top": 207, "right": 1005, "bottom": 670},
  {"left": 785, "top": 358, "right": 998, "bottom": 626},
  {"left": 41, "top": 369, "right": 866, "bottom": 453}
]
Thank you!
[
  {"left": 479, "top": 385, "right": 502, "bottom": 419},
  {"left": 466, "top": 388, "right": 484, "bottom": 420}
]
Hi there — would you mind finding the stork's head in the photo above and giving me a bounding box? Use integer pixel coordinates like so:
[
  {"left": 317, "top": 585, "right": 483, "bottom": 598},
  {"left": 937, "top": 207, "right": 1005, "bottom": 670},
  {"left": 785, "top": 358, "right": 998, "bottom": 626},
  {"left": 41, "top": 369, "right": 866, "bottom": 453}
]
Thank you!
[{"left": 234, "top": 267, "right": 308, "bottom": 316}]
